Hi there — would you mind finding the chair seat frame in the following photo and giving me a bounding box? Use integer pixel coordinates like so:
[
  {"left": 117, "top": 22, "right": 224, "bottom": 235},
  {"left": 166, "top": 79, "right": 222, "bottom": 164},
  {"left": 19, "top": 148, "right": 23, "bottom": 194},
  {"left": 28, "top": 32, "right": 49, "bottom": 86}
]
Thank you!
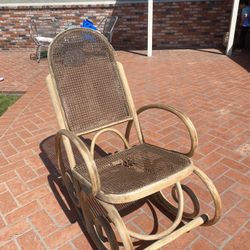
[{"left": 46, "top": 29, "right": 222, "bottom": 250}]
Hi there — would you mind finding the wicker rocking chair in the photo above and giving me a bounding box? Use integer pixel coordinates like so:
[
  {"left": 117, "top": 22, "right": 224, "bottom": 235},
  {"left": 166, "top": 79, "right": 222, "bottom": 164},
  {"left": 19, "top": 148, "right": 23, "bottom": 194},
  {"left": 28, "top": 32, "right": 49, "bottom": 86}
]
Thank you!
[{"left": 46, "top": 28, "right": 222, "bottom": 250}]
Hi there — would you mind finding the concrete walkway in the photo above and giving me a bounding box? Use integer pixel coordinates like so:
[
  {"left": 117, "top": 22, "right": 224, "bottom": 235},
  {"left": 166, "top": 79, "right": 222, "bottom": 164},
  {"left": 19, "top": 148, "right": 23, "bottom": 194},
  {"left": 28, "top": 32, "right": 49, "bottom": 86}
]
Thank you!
[{"left": 0, "top": 49, "right": 249, "bottom": 249}]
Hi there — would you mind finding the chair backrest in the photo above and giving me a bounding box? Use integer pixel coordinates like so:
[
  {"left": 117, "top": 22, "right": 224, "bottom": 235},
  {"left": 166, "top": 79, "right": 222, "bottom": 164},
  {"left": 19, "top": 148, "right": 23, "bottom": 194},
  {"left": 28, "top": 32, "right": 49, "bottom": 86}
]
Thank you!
[
  {"left": 30, "top": 17, "right": 60, "bottom": 39},
  {"left": 48, "top": 28, "right": 133, "bottom": 135},
  {"left": 98, "top": 16, "right": 118, "bottom": 42}
]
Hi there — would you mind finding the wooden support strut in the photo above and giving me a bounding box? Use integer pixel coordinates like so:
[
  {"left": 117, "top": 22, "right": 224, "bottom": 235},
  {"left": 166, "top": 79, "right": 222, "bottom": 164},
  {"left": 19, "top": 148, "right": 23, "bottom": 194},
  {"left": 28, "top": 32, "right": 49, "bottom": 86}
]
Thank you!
[{"left": 144, "top": 215, "right": 208, "bottom": 250}]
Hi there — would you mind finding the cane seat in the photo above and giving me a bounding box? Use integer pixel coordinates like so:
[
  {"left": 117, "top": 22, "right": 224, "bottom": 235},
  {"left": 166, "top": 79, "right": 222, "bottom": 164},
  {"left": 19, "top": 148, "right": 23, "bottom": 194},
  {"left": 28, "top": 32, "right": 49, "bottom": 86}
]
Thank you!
[{"left": 73, "top": 143, "right": 193, "bottom": 195}]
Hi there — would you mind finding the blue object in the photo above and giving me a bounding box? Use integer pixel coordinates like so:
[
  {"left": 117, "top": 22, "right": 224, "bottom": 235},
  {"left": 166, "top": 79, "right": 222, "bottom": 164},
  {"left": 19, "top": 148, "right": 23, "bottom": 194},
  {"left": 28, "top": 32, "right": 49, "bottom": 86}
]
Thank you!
[
  {"left": 242, "top": 6, "right": 250, "bottom": 27},
  {"left": 80, "top": 19, "right": 97, "bottom": 30}
]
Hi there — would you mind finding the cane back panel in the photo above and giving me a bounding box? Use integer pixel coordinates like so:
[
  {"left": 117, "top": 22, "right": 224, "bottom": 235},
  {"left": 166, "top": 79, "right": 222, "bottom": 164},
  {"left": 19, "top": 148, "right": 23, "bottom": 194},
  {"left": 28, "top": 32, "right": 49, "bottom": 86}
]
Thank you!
[{"left": 48, "top": 28, "right": 131, "bottom": 134}]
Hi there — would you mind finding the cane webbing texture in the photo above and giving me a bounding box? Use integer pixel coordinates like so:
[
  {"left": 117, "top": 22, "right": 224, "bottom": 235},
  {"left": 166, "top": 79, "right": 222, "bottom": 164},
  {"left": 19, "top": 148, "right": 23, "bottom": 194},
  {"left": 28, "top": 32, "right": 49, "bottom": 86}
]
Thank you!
[
  {"left": 86, "top": 195, "right": 138, "bottom": 218},
  {"left": 73, "top": 143, "right": 192, "bottom": 195},
  {"left": 48, "top": 28, "right": 131, "bottom": 134}
]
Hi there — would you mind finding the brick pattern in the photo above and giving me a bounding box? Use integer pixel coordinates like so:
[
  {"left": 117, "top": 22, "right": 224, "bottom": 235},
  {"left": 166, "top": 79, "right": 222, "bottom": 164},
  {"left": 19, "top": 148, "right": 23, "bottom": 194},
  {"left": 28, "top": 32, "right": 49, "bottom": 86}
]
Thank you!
[
  {"left": 0, "top": 1, "right": 232, "bottom": 51},
  {"left": 0, "top": 49, "right": 250, "bottom": 249}
]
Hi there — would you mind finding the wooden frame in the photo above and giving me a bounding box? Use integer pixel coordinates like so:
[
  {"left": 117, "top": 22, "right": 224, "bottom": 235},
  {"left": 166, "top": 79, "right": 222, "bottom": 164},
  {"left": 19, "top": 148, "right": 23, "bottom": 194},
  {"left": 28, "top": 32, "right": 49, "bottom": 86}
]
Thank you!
[{"left": 46, "top": 29, "right": 222, "bottom": 249}]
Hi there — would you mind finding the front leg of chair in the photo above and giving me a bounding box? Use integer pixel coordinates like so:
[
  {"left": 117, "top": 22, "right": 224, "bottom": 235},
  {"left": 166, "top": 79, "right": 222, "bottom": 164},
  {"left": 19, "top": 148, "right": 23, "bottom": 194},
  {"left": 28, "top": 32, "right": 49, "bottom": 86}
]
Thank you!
[
  {"left": 56, "top": 130, "right": 123, "bottom": 249},
  {"left": 56, "top": 129, "right": 101, "bottom": 195},
  {"left": 193, "top": 166, "right": 222, "bottom": 226},
  {"left": 151, "top": 183, "right": 200, "bottom": 222},
  {"left": 55, "top": 129, "right": 101, "bottom": 214},
  {"left": 151, "top": 166, "right": 222, "bottom": 226}
]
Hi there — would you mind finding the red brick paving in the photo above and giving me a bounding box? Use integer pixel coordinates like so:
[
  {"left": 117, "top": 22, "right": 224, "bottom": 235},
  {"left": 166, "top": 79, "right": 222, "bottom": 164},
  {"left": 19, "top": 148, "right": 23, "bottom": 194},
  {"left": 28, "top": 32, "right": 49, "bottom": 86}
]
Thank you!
[{"left": 0, "top": 49, "right": 249, "bottom": 249}]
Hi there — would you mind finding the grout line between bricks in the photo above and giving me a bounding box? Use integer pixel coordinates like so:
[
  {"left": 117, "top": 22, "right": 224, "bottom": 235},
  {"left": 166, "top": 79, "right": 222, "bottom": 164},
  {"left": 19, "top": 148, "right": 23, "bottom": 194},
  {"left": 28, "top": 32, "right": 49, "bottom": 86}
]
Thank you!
[
  {"left": 220, "top": 219, "right": 250, "bottom": 249},
  {"left": 14, "top": 238, "right": 22, "bottom": 250},
  {"left": 4, "top": 183, "right": 23, "bottom": 211},
  {"left": 65, "top": 232, "right": 85, "bottom": 250},
  {"left": 27, "top": 218, "right": 49, "bottom": 250},
  {"left": 0, "top": 218, "right": 31, "bottom": 248},
  {"left": 223, "top": 170, "right": 248, "bottom": 186},
  {"left": 187, "top": 235, "right": 201, "bottom": 249},
  {"left": 27, "top": 221, "right": 50, "bottom": 250},
  {"left": 36, "top": 198, "right": 67, "bottom": 230},
  {"left": 129, "top": 220, "right": 145, "bottom": 234},
  {"left": 0, "top": 83, "right": 47, "bottom": 143},
  {"left": 68, "top": 240, "right": 78, "bottom": 250},
  {"left": 53, "top": 231, "right": 82, "bottom": 250}
]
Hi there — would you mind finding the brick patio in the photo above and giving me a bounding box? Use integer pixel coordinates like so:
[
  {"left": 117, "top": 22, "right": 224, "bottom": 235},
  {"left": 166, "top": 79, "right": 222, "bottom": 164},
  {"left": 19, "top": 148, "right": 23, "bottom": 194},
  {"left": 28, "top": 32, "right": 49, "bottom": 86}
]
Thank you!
[{"left": 0, "top": 49, "right": 249, "bottom": 250}]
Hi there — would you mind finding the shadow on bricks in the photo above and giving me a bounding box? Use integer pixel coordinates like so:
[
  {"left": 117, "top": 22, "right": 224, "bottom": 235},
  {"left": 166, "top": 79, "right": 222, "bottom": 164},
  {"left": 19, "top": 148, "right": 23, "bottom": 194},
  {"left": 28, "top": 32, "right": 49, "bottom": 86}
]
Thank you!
[
  {"left": 39, "top": 135, "right": 98, "bottom": 249},
  {"left": 39, "top": 134, "right": 187, "bottom": 249}
]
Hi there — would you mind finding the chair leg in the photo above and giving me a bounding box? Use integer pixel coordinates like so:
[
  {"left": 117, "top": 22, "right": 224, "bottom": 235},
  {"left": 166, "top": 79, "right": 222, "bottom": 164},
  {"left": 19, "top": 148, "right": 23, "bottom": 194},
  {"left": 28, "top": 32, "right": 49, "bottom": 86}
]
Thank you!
[
  {"left": 36, "top": 45, "right": 41, "bottom": 63},
  {"left": 98, "top": 200, "right": 134, "bottom": 250},
  {"left": 193, "top": 166, "right": 222, "bottom": 226},
  {"left": 151, "top": 166, "right": 222, "bottom": 226},
  {"left": 151, "top": 184, "right": 200, "bottom": 222},
  {"left": 128, "top": 182, "right": 185, "bottom": 241}
]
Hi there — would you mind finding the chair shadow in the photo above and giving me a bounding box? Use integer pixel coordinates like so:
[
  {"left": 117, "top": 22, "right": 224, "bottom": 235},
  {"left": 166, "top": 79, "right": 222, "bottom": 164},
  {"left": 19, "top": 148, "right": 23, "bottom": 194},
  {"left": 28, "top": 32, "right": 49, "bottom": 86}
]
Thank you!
[
  {"left": 124, "top": 50, "right": 148, "bottom": 57},
  {"left": 40, "top": 135, "right": 98, "bottom": 249},
  {"left": 190, "top": 47, "right": 225, "bottom": 55},
  {"left": 39, "top": 134, "right": 178, "bottom": 249}
]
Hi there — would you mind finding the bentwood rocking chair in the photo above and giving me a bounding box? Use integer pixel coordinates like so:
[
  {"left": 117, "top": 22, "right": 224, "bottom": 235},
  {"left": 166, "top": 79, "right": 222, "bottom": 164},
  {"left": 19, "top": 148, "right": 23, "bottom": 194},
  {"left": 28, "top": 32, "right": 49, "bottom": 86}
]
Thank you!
[{"left": 46, "top": 28, "right": 222, "bottom": 250}]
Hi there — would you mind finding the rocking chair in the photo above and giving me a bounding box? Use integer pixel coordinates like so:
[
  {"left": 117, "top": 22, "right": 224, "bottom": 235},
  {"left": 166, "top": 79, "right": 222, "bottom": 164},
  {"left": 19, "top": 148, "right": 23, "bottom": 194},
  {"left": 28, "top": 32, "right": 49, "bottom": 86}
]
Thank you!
[{"left": 46, "top": 28, "right": 222, "bottom": 250}]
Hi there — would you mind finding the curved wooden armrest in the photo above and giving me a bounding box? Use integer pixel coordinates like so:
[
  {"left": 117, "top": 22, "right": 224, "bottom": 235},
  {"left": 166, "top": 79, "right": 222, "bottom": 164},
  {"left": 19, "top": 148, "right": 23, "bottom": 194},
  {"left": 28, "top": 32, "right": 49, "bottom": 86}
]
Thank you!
[
  {"left": 90, "top": 128, "right": 131, "bottom": 158},
  {"left": 55, "top": 129, "right": 101, "bottom": 196},
  {"left": 125, "top": 104, "right": 198, "bottom": 157}
]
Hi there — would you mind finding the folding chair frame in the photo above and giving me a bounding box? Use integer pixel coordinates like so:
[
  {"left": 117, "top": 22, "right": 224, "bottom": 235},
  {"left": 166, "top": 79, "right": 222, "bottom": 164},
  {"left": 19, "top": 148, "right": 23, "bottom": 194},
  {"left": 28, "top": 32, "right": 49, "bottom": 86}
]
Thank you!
[
  {"left": 30, "top": 17, "right": 59, "bottom": 62},
  {"left": 97, "top": 16, "right": 118, "bottom": 43}
]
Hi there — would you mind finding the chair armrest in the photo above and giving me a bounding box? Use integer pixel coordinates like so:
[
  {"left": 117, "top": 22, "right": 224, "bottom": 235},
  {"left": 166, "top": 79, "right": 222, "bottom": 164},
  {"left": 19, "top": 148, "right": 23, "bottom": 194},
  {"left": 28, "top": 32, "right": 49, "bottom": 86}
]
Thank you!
[
  {"left": 125, "top": 104, "right": 198, "bottom": 157},
  {"left": 55, "top": 129, "right": 101, "bottom": 196}
]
